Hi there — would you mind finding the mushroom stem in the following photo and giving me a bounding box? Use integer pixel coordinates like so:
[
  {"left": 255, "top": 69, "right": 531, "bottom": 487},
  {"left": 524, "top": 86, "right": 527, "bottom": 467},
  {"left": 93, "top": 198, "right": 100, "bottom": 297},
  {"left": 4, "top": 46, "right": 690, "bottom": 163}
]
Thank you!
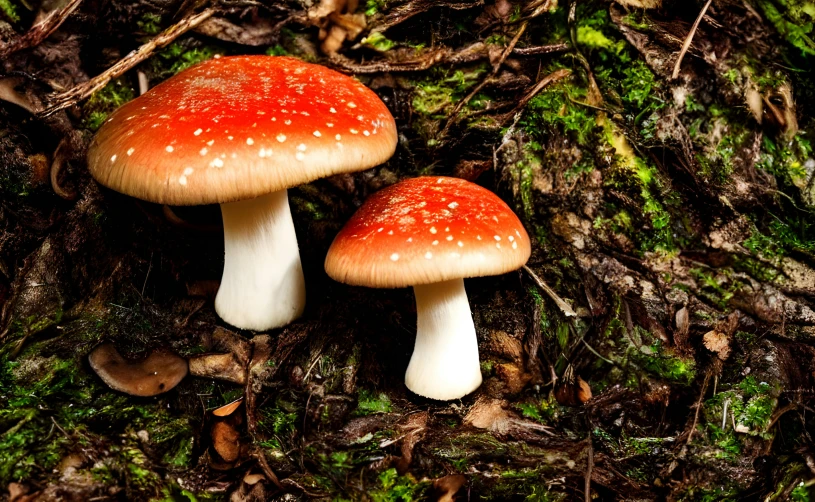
[
  {"left": 405, "top": 278, "right": 482, "bottom": 400},
  {"left": 215, "top": 189, "right": 305, "bottom": 331}
]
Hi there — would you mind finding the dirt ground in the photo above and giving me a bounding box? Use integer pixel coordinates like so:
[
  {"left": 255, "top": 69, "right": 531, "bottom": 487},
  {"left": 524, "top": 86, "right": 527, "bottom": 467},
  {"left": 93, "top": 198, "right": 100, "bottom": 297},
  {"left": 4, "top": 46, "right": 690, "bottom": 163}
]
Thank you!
[{"left": 1, "top": 0, "right": 815, "bottom": 500}]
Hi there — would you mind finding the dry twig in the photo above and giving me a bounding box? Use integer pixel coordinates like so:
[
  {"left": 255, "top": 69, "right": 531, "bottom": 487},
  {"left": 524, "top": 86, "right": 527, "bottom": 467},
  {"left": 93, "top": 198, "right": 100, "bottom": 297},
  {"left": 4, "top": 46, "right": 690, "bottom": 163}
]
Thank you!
[
  {"left": 39, "top": 8, "right": 216, "bottom": 117},
  {"left": 0, "top": 0, "right": 83, "bottom": 60},
  {"left": 671, "top": 0, "right": 713, "bottom": 79},
  {"left": 523, "top": 265, "right": 578, "bottom": 317}
]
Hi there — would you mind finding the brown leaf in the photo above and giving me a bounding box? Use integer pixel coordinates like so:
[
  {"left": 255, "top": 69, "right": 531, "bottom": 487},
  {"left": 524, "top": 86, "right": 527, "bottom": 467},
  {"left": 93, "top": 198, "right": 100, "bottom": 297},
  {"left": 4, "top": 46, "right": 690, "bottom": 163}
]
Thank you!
[
  {"left": 433, "top": 474, "right": 467, "bottom": 502},
  {"left": 212, "top": 421, "right": 241, "bottom": 463}
]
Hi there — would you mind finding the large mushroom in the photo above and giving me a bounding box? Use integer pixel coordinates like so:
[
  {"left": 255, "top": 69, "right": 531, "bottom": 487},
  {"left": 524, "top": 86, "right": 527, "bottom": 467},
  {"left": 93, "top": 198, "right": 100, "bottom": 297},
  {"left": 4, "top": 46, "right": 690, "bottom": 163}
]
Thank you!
[
  {"left": 87, "top": 56, "right": 397, "bottom": 331},
  {"left": 324, "top": 176, "right": 531, "bottom": 400}
]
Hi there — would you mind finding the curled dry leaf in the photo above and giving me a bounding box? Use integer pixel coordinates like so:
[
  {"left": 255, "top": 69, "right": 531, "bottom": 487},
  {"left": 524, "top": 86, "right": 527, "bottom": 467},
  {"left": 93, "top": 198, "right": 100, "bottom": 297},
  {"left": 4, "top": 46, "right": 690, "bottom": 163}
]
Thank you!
[
  {"left": 555, "top": 365, "right": 592, "bottom": 406},
  {"left": 88, "top": 343, "right": 188, "bottom": 397},
  {"left": 213, "top": 398, "right": 244, "bottom": 417},
  {"left": 212, "top": 421, "right": 241, "bottom": 463},
  {"left": 703, "top": 330, "right": 731, "bottom": 360},
  {"left": 434, "top": 474, "right": 467, "bottom": 502}
]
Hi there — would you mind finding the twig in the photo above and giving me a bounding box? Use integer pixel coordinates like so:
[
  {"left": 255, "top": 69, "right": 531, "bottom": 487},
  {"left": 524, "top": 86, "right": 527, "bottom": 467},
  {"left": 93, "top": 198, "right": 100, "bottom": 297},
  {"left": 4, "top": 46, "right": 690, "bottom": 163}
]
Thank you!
[
  {"left": 496, "top": 68, "right": 571, "bottom": 125},
  {"left": 685, "top": 370, "right": 711, "bottom": 445},
  {"left": 441, "top": 21, "right": 529, "bottom": 135},
  {"left": 585, "top": 438, "right": 593, "bottom": 502},
  {"left": 50, "top": 138, "right": 77, "bottom": 201},
  {"left": 39, "top": 7, "right": 216, "bottom": 117},
  {"left": 329, "top": 42, "right": 568, "bottom": 74},
  {"left": 0, "top": 0, "right": 83, "bottom": 60},
  {"left": 523, "top": 265, "right": 577, "bottom": 317},
  {"left": 671, "top": 0, "right": 713, "bottom": 79},
  {"left": 252, "top": 449, "right": 286, "bottom": 491}
]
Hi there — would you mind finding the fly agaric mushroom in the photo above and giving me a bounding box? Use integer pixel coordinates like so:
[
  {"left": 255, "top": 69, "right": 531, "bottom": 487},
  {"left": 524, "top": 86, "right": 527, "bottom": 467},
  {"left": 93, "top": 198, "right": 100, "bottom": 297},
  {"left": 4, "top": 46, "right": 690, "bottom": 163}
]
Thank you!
[
  {"left": 87, "top": 56, "right": 397, "bottom": 331},
  {"left": 89, "top": 343, "right": 188, "bottom": 396},
  {"left": 324, "top": 176, "right": 531, "bottom": 400}
]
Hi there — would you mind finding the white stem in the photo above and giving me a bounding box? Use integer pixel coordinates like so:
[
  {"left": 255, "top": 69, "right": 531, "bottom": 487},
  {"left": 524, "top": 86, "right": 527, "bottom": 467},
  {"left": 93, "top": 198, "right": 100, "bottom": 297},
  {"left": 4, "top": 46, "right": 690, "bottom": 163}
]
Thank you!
[
  {"left": 405, "top": 278, "right": 482, "bottom": 400},
  {"left": 215, "top": 190, "right": 305, "bottom": 331}
]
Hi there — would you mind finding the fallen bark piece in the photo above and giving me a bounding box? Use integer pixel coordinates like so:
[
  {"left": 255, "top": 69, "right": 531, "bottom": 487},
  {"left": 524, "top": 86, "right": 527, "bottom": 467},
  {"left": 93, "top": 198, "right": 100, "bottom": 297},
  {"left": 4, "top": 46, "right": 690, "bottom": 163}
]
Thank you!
[
  {"left": 88, "top": 343, "right": 188, "bottom": 397},
  {"left": 189, "top": 353, "right": 247, "bottom": 385}
]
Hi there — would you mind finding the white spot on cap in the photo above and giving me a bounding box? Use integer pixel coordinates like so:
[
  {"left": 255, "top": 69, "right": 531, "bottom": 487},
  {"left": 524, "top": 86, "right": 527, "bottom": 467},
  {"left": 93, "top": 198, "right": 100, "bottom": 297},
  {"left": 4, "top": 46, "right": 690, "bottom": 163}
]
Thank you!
[
  {"left": 297, "top": 144, "right": 307, "bottom": 151},
  {"left": 477, "top": 235, "right": 482, "bottom": 240},
  {"left": 445, "top": 227, "right": 450, "bottom": 232},
  {"left": 330, "top": 107, "right": 337, "bottom": 113},
  {"left": 200, "top": 148, "right": 208, "bottom": 155},
  {"left": 430, "top": 227, "right": 437, "bottom": 234},
  {"left": 210, "top": 158, "right": 224, "bottom": 168},
  {"left": 516, "top": 230, "right": 522, "bottom": 237},
  {"left": 377, "top": 228, "right": 384, "bottom": 232},
  {"left": 348, "top": 102, "right": 357, "bottom": 108},
  {"left": 335, "top": 134, "right": 342, "bottom": 141},
  {"left": 183, "top": 167, "right": 194, "bottom": 175},
  {"left": 178, "top": 176, "right": 187, "bottom": 185},
  {"left": 295, "top": 152, "right": 305, "bottom": 161},
  {"left": 458, "top": 241, "right": 464, "bottom": 247},
  {"left": 496, "top": 243, "right": 501, "bottom": 249},
  {"left": 207, "top": 140, "right": 214, "bottom": 146},
  {"left": 247, "top": 138, "right": 254, "bottom": 145},
  {"left": 448, "top": 202, "right": 458, "bottom": 209},
  {"left": 285, "top": 120, "right": 292, "bottom": 125},
  {"left": 127, "top": 148, "right": 135, "bottom": 156},
  {"left": 350, "top": 129, "right": 359, "bottom": 134},
  {"left": 432, "top": 240, "right": 439, "bottom": 246},
  {"left": 388, "top": 230, "right": 394, "bottom": 235},
  {"left": 228, "top": 136, "right": 234, "bottom": 141},
  {"left": 493, "top": 216, "right": 499, "bottom": 223},
  {"left": 165, "top": 145, "right": 174, "bottom": 152},
  {"left": 407, "top": 237, "right": 413, "bottom": 242},
  {"left": 313, "top": 131, "right": 321, "bottom": 137},
  {"left": 363, "top": 130, "right": 371, "bottom": 136},
  {"left": 446, "top": 235, "right": 453, "bottom": 241},
  {"left": 110, "top": 155, "right": 117, "bottom": 162},
  {"left": 508, "top": 236, "right": 515, "bottom": 242},
  {"left": 194, "top": 129, "right": 202, "bottom": 136},
  {"left": 327, "top": 123, "right": 334, "bottom": 127},
  {"left": 390, "top": 253, "right": 399, "bottom": 261},
  {"left": 512, "top": 241, "right": 518, "bottom": 249},
  {"left": 425, "top": 252, "right": 433, "bottom": 259},
  {"left": 494, "top": 235, "right": 501, "bottom": 241},
  {"left": 277, "top": 134, "right": 287, "bottom": 143}
]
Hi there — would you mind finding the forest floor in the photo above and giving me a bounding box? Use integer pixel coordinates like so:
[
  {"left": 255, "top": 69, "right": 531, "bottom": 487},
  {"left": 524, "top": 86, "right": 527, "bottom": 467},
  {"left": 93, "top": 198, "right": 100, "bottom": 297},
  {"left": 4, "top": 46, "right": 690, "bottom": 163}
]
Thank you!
[{"left": 1, "top": 0, "right": 815, "bottom": 500}]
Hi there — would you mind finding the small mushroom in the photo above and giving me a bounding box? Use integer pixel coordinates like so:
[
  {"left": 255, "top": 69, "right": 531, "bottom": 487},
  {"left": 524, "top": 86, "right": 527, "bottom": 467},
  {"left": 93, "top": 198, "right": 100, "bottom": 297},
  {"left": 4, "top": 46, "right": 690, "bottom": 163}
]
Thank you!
[
  {"left": 88, "top": 343, "right": 188, "bottom": 396},
  {"left": 325, "top": 176, "right": 531, "bottom": 400}
]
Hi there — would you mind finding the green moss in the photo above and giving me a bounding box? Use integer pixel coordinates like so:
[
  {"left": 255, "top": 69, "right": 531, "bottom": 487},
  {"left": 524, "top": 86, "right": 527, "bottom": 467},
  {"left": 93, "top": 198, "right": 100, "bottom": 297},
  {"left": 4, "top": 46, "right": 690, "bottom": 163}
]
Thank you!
[
  {"left": 355, "top": 388, "right": 392, "bottom": 415},
  {"left": 632, "top": 337, "right": 696, "bottom": 385},
  {"left": 755, "top": 0, "right": 815, "bottom": 56},
  {"left": 137, "top": 13, "right": 163, "bottom": 35},
  {"left": 522, "top": 83, "right": 596, "bottom": 146},
  {"left": 369, "top": 468, "right": 428, "bottom": 501},
  {"left": 362, "top": 32, "right": 395, "bottom": 52},
  {"left": 0, "top": 0, "right": 19, "bottom": 22},
  {"left": 147, "top": 41, "right": 222, "bottom": 80},
  {"left": 365, "top": 0, "right": 389, "bottom": 16},
  {"left": 690, "top": 268, "right": 741, "bottom": 309},
  {"left": 515, "top": 394, "right": 560, "bottom": 424},
  {"left": 82, "top": 78, "right": 136, "bottom": 131},
  {"left": 412, "top": 66, "right": 487, "bottom": 118}
]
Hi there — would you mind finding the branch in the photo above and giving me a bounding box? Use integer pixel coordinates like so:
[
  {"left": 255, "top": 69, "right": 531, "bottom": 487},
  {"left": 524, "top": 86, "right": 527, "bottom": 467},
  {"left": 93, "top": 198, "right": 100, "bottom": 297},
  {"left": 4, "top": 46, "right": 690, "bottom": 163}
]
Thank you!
[
  {"left": 38, "top": 7, "right": 216, "bottom": 118},
  {"left": 0, "top": 0, "right": 83, "bottom": 60}
]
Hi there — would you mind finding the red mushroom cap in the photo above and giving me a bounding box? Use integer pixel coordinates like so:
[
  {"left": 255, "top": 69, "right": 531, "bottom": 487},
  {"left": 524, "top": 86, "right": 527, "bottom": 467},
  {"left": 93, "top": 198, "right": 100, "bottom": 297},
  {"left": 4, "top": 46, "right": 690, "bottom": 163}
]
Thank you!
[
  {"left": 87, "top": 56, "right": 397, "bottom": 205},
  {"left": 324, "top": 176, "right": 531, "bottom": 287}
]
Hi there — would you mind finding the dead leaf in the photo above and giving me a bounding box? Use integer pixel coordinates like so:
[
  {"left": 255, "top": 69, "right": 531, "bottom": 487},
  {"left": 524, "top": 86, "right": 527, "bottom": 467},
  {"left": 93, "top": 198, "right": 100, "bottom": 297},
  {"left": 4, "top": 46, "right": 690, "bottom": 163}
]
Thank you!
[
  {"left": 433, "top": 474, "right": 467, "bottom": 502},
  {"left": 189, "top": 353, "right": 246, "bottom": 385},
  {"left": 212, "top": 421, "right": 241, "bottom": 462}
]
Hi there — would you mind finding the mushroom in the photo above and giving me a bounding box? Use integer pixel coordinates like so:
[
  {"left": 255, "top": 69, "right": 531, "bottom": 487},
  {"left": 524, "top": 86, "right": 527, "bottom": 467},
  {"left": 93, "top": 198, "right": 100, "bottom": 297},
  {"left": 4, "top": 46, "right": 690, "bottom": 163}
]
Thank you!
[
  {"left": 87, "top": 56, "right": 397, "bottom": 331},
  {"left": 88, "top": 343, "right": 188, "bottom": 396},
  {"left": 324, "top": 176, "right": 531, "bottom": 400}
]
